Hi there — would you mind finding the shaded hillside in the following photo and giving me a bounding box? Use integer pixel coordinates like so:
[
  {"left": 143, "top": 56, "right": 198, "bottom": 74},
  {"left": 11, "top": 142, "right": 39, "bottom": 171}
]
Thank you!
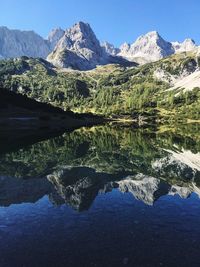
[
  {"left": 0, "top": 87, "right": 71, "bottom": 115},
  {"left": 0, "top": 87, "right": 104, "bottom": 134}
]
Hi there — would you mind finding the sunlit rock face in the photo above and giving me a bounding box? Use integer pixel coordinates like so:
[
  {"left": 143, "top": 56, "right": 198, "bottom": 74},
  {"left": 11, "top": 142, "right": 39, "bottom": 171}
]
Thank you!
[
  {"left": 119, "top": 42, "right": 131, "bottom": 55},
  {"left": 101, "top": 41, "right": 120, "bottom": 56},
  {"left": 47, "top": 22, "right": 109, "bottom": 70},
  {"left": 48, "top": 27, "right": 65, "bottom": 50},
  {"left": 118, "top": 31, "right": 174, "bottom": 63},
  {"left": 0, "top": 26, "right": 65, "bottom": 59},
  {"left": 172, "top": 39, "right": 197, "bottom": 53},
  {"left": 117, "top": 34, "right": 197, "bottom": 64},
  {"left": 0, "top": 26, "right": 51, "bottom": 58}
]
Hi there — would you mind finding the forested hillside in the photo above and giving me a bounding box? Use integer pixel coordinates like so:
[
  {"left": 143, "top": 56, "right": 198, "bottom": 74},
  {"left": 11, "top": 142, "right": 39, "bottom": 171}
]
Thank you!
[{"left": 0, "top": 52, "right": 200, "bottom": 121}]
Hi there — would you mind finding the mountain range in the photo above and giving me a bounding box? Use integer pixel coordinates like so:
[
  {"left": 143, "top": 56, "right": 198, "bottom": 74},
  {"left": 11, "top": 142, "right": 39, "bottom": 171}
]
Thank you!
[{"left": 0, "top": 22, "right": 198, "bottom": 70}]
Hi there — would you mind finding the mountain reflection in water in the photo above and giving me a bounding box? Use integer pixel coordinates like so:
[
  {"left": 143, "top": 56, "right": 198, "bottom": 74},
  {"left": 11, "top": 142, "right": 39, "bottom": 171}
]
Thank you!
[{"left": 1, "top": 124, "right": 200, "bottom": 267}]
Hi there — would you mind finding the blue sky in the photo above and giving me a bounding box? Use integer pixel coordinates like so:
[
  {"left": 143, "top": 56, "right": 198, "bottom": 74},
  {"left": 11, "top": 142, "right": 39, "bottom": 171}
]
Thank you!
[{"left": 1, "top": 0, "right": 200, "bottom": 46}]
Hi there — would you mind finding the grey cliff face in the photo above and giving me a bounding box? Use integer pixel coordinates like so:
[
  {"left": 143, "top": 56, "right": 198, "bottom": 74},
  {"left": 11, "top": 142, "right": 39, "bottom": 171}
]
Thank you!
[
  {"left": 118, "top": 31, "right": 174, "bottom": 63},
  {"left": 0, "top": 26, "right": 51, "bottom": 58},
  {"left": 47, "top": 27, "right": 65, "bottom": 50},
  {"left": 47, "top": 166, "right": 112, "bottom": 211},
  {"left": 101, "top": 41, "right": 120, "bottom": 56},
  {"left": 47, "top": 22, "right": 108, "bottom": 70},
  {"left": 172, "top": 38, "right": 196, "bottom": 53},
  {"left": 119, "top": 42, "right": 131, "bottom": 54}
]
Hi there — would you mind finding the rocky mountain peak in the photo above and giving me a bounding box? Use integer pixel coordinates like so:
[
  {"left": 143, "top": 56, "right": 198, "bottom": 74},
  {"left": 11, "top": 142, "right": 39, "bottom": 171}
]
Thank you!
[
  {"left": 73, "top": 21, "right": 92, "bottom": 34},
  {"left": 140, "top": 30, "right": 160, "bottom": 39},
  {"left": 118, "top": 31, "right": 174, "bottom": 63},
  {"left": 120, "top": 42, "right": 131, "bottom": 53},
  {"left": 183, "top": 38, "right": 196, "bottom": 45},
  {"left": 57, "top": 21, "right": 102, "bottom": 54},
  {"left": 172, "top": 38, "right": 197, "bottom": 53},
  {"left": 132, "top": 31, "right": 173, "bottom": 57},
  {"left": 48, "top": 27, "right": 65, "bottom": 49},
  {"left": 47, "top": 21, "right": 109, "bottom": 70},
  {"left": 101, "top": 41, "right": 119, "bottom": 56}
]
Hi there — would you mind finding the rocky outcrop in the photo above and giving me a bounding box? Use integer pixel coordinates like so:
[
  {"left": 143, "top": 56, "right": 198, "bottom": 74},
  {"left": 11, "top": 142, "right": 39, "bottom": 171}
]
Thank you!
[
  {"left": 169, "top": 185, "right": 192, "bottom": 199},
  {"left": 119, "top": 42, "right": 131, "bottom": 55},
  {"left": 0, "top": 169, "right": 199, "bottom": 210},
  {"left": 47, "top": 22, "right": 137, "bottom": 70},
  {"left": 47, "top": 166, "right": 200, "bottom": 209},
  {"left": 0, "top": 26, "right": 66, "bottom": 59}
]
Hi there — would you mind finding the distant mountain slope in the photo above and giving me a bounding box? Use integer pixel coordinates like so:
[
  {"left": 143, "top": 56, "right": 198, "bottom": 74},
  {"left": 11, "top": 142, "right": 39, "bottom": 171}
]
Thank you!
[
  {"left": 106, "top": 33, "right": 198, "bottom": 64},
  {"left": 47, "top": 27, "right": 65, "bottom": 50},
  {"left": 172, "top": 39, "right": 196, "bottom": 53},
  {"left": 101, "top": 41, "right": 120, "bottom": 56},
  {"left": 0, "top": 26, "right": 51, "bottom": 58},
  {"left": 118, "top": 31, "right": 174, "bottom": 63},
  {"left": 0, "top": 26, "right": 65, "bottom": 59}
]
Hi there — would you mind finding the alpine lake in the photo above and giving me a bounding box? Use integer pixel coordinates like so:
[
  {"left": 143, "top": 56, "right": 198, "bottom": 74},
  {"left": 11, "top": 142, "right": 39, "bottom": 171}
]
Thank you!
[{"left": 0, "top": 122, "right": 200, "bottom": 267}]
